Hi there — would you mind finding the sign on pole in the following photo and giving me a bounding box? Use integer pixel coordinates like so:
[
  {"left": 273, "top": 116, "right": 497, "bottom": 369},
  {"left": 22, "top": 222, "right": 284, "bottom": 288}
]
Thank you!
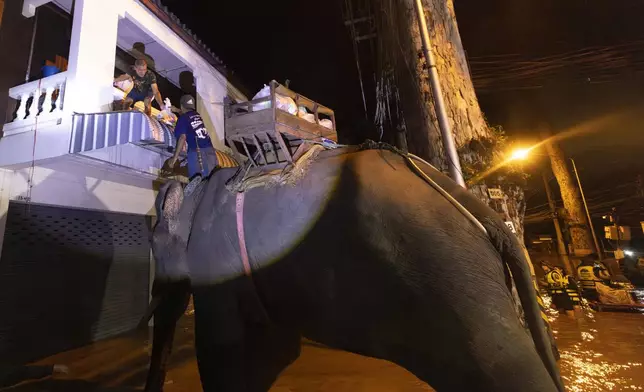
[
  {"left": 488, "top": 188, "right": 504, "bottom": 200},
  {"left": 505, "top": 221, "right": 517, "bottom": 234}
]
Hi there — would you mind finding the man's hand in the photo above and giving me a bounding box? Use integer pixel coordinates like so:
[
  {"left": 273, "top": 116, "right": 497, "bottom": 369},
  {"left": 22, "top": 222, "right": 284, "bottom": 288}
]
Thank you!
[{"left": 167, "top": 157, "right": 178, "bottom": 168}]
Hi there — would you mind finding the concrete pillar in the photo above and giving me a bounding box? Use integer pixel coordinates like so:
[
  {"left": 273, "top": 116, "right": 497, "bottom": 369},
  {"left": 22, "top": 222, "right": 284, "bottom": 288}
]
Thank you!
[
  {"left": 195, "top": 70, "right": 228, "bottom": 151},
  {"left": 64, "top": 0, "right": 122, "bottom": 114}
]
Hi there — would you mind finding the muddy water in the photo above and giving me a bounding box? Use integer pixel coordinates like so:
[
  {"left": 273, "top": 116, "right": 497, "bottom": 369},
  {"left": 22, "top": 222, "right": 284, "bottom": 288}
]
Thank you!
[
  {"left": 553, "top": 310, "right": 644, "bottom": 391},
  {"left": 11, "top": 307, "right": 644, "bottom": 391}
]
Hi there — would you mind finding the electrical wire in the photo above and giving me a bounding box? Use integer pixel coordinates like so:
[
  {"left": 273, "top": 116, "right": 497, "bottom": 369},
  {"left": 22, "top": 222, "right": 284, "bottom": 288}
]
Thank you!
[{"left": 468, "top": 41, "right": 644, "bottom": 92}]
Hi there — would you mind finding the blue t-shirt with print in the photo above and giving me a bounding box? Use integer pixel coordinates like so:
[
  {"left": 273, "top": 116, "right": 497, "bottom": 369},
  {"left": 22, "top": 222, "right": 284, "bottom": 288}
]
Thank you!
[{"left": 174, "top": 111, "right": 212, "bottom": 151}]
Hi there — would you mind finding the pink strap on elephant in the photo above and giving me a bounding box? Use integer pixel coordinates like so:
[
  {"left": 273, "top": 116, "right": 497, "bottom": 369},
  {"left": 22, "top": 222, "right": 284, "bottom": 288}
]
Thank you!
[{"left": 235, "top": 192, "right": 252, "bottom": 276}]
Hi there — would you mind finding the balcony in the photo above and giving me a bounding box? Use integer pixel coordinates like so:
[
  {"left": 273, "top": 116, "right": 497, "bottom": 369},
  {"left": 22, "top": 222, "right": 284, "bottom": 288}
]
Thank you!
[
  {"left": 3, "top": 71, "right": 68, "bottom": 136},
  {"left": 0, "top": 75, "right": 175, "bottom": 177}
]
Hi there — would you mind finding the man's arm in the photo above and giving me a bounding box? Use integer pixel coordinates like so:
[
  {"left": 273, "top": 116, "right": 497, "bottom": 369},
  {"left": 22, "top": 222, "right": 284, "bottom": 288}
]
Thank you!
[
  {"left": 151, "top": 83, "right": 164, "bottom": 108},
  {"left": 168, "top": 134, "right": 186, "bottom": 167}
]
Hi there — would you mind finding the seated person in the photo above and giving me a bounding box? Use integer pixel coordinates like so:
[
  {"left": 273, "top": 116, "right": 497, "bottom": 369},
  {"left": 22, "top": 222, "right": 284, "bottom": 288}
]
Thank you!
[
  {"left": 114, "top": 59, "right": 164, "bottom": 115},
  {"left": 543, "top": 264, "right": 581, "bottom": 318}
]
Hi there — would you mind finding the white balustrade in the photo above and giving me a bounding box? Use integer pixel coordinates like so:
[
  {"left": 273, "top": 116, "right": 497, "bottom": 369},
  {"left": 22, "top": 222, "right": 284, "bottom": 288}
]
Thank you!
[{"left": 7, "top": 71, "right": 68, "bottom": 124}]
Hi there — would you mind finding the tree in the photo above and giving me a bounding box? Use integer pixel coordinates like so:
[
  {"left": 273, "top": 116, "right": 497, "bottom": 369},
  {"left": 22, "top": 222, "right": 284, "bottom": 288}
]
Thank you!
[
  {"left": 391, "top": 0, "right": 527, "bottom": 238},
  {"left": 343, "top": 0, "right": 527, "bottom": 241}
]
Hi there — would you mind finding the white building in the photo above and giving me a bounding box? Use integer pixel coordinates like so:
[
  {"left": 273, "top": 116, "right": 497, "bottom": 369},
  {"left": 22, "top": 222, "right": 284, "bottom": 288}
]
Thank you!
[{"left": 0, "top": 0, "right": 246, "bottom": 364}]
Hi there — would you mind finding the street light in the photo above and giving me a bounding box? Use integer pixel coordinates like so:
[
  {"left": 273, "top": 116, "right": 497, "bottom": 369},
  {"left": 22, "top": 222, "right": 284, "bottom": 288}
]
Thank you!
[
  {"left": 508, "top": 147, "right": 604, "bottom": 260},
  {"left": 509, "top": 148, "right": 531, "bottom": 161}
]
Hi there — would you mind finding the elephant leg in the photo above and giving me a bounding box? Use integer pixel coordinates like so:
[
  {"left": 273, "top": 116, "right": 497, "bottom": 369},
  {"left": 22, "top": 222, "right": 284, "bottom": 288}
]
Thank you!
[
  {"left": 243, "top": 323, "right": 301, "bottom": 392},
  {"left": 192, "top": 281, "right": 297, "bottom": 392},
  {"left": 144, "top": 281, "right": 191, "bottom": 392},
  {"left": 193, "top": 282, "right": 247, "bottom": 392}
]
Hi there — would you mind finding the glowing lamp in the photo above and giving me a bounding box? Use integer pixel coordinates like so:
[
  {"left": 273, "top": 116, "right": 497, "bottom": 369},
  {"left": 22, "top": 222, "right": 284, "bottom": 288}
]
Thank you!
[{"left": 510, "top": 148, "right": 530, "bottom": 161}]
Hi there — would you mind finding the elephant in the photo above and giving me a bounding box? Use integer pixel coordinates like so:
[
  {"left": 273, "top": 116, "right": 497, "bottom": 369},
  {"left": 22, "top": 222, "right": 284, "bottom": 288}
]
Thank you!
[{"left": 147, "top": 144, "right": 564, "bottom": 392}]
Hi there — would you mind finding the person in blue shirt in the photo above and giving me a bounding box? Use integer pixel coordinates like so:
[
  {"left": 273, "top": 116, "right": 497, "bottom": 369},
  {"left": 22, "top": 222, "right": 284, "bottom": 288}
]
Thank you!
[{"left": 168, "top": 95, "right": 219, "bottom": 179}]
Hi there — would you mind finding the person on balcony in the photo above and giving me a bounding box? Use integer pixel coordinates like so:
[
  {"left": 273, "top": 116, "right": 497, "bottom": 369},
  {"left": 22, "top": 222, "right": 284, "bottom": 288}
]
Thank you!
[
  {"left": 114, "top": 59, "right": 164, "bottom": 115},
  {"left": 168, "top": 95, "right": 219, "bottom": 179}
]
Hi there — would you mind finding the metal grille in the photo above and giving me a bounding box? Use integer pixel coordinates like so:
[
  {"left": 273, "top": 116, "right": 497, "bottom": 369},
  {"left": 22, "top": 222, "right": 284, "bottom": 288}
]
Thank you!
[{"left": 0, "top": 202, "right": 151, "bottom": 364}]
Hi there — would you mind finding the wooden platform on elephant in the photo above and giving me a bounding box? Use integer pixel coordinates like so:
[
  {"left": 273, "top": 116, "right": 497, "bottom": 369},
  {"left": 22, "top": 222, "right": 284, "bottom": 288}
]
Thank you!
[{"left": 225, "top": 80, "right": 337, "bottom": 167}]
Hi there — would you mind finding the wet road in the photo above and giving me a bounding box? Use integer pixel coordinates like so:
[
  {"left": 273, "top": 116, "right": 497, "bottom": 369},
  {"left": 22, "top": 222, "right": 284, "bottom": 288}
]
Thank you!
[{"left": 5, "top": 310, "right": 644, "bottom": 391}]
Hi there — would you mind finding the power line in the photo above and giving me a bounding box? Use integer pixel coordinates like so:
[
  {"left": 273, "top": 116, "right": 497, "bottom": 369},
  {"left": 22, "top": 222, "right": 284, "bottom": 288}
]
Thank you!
[{"left": 466, "top": 42, "right": 644, "bottom": 92}]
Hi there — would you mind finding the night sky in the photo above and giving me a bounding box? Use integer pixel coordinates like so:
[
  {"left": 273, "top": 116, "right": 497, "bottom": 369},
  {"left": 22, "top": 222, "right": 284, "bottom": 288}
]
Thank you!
[{"left": 165, "top": 0, "right": 644, "bottom": 232}]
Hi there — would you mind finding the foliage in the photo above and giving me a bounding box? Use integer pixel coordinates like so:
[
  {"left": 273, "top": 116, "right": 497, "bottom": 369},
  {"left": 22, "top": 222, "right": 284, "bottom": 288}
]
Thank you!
[{"left": 458, "top": 123, "right": 530, "bottom": 186}]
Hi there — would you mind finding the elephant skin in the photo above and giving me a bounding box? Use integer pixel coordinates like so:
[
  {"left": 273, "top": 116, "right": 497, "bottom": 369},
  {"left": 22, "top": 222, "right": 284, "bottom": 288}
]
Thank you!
[{"left": 149, "top": 148, "right": 564, "bottom": 392}]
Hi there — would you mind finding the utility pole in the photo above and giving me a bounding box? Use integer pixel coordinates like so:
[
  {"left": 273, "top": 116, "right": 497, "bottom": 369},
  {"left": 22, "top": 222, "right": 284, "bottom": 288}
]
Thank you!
[
  {"left": 543, "top": 172, "right": 574, "bottom": 276},
  {"left": 541, "top": 129, "right": 594, "bottom": 258},
  {"left": 570, "top": 158, "right": 603, "bottom": 259},
  {"left": 413, "top": 0, "right": 466, "bottom": 188}
]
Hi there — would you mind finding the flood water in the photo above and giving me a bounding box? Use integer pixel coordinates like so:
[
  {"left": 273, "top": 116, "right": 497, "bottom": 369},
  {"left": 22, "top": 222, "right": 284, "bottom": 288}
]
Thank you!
[
  {"left": 6, "top": 306, "right": 644, "bottom": 391},
  {"left": 553, "top": 309, "right": 644, "bottom": 391}
]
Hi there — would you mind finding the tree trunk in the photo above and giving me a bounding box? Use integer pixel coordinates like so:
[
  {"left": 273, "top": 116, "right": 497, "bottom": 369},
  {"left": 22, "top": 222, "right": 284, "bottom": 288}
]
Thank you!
[
  {"left": 394, "top": 0, "right": 527, "bottom": 238},
  {"left": 0, "top": 0, "right": 5, "bottom": 29},
  {"left": 397, "top": 0, "right": 490, "bottom": 169},
  {"left": 469, "top": 184, "right": 526, "bottom": 242},
  {"left": 541, "top": 130, "right": 594, "bottom": 257},
  {"left": 362, "top": 0, "right": 527, "bottom": 246}
]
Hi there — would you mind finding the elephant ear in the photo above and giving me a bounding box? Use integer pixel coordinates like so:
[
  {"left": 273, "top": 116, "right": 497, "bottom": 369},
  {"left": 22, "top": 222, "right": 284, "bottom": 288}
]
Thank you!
[{"left": 156, "top": 181, "right": 184, "bottom": 221}]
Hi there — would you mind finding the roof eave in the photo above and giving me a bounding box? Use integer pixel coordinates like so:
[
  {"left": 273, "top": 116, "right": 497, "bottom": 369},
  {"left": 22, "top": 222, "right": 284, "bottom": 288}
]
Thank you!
[{"left": 139, "top": 0, "right": 249, "bottom": 101}]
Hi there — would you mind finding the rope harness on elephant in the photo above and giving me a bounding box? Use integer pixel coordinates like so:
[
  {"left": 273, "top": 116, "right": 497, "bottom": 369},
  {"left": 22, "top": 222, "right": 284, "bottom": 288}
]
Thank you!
[
  {"left": 235, "top": 192, "right": 253, "bottom": 277},
  {"left": 357, "top": 141, "right": 487, "bottom": 236}
]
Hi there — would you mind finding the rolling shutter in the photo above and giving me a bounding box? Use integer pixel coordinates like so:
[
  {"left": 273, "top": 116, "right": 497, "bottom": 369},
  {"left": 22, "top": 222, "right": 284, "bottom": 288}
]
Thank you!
[{"left": 0, "top": 202, "right": 151, "bottom": 364}]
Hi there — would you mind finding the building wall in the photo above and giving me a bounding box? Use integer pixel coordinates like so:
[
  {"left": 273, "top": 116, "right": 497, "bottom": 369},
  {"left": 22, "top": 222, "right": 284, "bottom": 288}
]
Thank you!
[
  {"left": 0, "top": 160, "right": 157, "bottom": 257},
  {"left": 4, "top": 165, "right": 157, "bottom": 216},
  {"left": 0, "top": 168, "right": 11, "bottom": 257}
]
